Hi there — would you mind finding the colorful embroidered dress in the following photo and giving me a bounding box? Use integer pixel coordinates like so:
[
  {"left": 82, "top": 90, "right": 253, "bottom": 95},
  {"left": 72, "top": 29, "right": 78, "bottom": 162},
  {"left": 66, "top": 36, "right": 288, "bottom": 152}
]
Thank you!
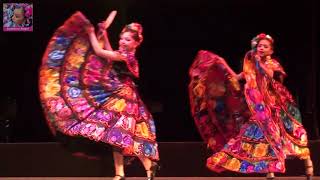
[
  {"left": 39, "top": 11, "right": 159, "bottom": 161},
  {"left": 189, "top": 50, "right": 310, "bottom": 173}
]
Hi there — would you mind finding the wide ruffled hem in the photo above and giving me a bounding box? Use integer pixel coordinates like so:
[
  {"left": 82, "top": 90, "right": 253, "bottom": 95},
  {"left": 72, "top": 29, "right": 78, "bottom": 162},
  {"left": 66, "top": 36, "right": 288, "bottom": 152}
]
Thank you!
[{"left": 206, "top": 151, "right": 286, "bottom": 173}]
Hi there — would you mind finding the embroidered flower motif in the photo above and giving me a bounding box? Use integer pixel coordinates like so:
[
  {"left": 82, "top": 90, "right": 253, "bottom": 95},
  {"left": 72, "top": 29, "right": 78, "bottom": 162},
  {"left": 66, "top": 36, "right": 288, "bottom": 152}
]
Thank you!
[
  {"left": 112, "top": 99, "right": 127, "bottom": 112},
  {"left": 244, "top": 124, "right": 264, "bottom": 140},
  {"left": 254, "top": 161, "right": 267, "bottom": 172},
  {"left": 57, "top": 107, "right": 72, "bottom": 118},
  {"left": 49, "top": 49, "right": 65, "bottom": 60},
  {"left": 44, "top": 83, "right": 60, "bottom": 98},
  {"left": 46, "top": 97, "right": 64, "bottom": 113},
  {"left": 247, "top": 165, "right": 254, "bottom": 172},
  {"left": 253, "top": 143, "right": 268, "bottom": 157},
  {"left": 255, "top": 103, "right": 265, "bottom": 112},
  {"left": 91, "top": 126, "right": 105, "bottom": 140},
  {"left": 136, "top": 122, "right": 149, "bottom": 137},
  {"left": 123, "top": 135, "right": 133, "bottom": 146},
  {"left": 66, "top": 76, "right": 78, "bottom": 85},
  {"left": 241, "top": 142, "right": 252, "bottom": 152},
  {"left": 149, "top": 120, "right": 156, "bottom": 134},
  {"left": 209, "top": 152, "right": 228, "bottom": 165},
  {"left": 282, "top": 115, "right": 294, "bottom": 133},
  {"left": 240, "top": 161, "right": 251, "bottom": 173},
  {"left": 143, "top": 142, "right": 154, "bottom": 156},
  {"left": 108, "top": 129, "right": 122, "bottom": 143},
  {"left": 56, "top": 36, "right": 70, "bottom": 48},
  {"left": 68, "top": 87, "right": 81, "bottom": 98},
  {"left": 225, "top": 158, "right": 241, "bottom": 171}
]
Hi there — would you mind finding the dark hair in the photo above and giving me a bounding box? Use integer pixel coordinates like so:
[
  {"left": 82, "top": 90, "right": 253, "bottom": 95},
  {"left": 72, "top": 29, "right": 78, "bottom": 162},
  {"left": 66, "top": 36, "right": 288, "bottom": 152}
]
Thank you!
[
  {"left": 251, "top": 33, "right": 274, "bottom": 50},
  {"left": 257, "top": 38, "right": 274, "bottom": 49}
]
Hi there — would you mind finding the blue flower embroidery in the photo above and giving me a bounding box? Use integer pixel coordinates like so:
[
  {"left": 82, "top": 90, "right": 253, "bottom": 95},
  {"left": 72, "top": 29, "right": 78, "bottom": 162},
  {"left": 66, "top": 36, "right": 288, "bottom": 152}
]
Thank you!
[
  {"left": 240, "top": 161, "right": 250, "bottom": 173},
  {"left": 282, "top": 115, "right": 293, "bottom": 133},
  {"left": 47, "top": 50, "right": 66, "bottom": 67},
  {"left": 143, "top": 142, "right": 154, "bottom": 156},
  {"left": 255, "top": 103, "right": 264, "bottom": 112},
  {"left": 68, "top": 87, "right": 81, "bottom": 98},
  {"left": 244, "top": 124, "right": 264, "bottom": 140},
  {"left": 66, "top": 76, "right": 78, "bottom": 85},
  {"left": 56, "top": 36, "right": 71, "bottom": 48},
  {"left": 254, "top": 161, "right": 267, "bottom": 172},
  {"left": 149, "top": 120, "right": 156, "bottom": 134}
]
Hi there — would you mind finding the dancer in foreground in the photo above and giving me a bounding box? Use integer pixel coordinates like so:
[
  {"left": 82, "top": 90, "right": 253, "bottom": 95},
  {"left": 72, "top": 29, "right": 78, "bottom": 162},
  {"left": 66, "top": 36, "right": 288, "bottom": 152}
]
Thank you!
[{"left": 39, "top": 10, "right": 159, "bottom": 180}]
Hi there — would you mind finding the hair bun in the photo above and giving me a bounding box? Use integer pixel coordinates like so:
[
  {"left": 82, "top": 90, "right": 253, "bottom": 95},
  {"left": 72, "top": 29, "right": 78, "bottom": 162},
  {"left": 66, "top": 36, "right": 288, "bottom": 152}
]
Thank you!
[
  {"left": 122, "top": 22, "right": 143, "bottom": 43},
  {"left": 126, "top": 22, "right": 143, "bottom": 34}
]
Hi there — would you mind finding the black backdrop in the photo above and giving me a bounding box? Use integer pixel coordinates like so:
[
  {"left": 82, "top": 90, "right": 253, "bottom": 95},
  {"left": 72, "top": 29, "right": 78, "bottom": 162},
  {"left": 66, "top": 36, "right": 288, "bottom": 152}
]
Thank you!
[{"left": 0, "top": 0, "right": 318, "bottom": 142}]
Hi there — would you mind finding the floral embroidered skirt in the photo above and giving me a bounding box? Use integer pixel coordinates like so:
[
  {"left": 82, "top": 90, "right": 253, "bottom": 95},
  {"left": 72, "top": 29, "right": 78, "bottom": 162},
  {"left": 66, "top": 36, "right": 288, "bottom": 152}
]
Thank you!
[{"left": 189, "top": 50, "right": 310, "bottom": 173}]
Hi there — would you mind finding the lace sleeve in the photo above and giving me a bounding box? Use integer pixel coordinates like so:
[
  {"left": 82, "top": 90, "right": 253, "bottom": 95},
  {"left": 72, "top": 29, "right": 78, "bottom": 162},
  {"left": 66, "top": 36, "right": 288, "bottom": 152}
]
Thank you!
[{"left": 118, "top": 50, "right": 139, "bottom": 78}]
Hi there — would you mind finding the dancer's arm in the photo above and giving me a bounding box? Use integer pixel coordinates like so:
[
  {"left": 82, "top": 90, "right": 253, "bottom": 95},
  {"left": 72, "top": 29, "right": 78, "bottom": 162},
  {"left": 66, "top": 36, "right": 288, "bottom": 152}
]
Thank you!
[
  {"left": 236, "top": 72, "right": 244, "bottom": 80},
  {"left": 254, "top": 54, "right": 274, "bottom": 77},
  {"left": 98, "top": 10, "right": 117, "bottom": 51},
  {"left": 86, "top": 25, "right": 125, "bottom": 61},
  {"left": 216, "top": 57, "right": 238, "bottom": 77},
  {"left": 98, "top": 22, "right": 113, "bottom": 51}
]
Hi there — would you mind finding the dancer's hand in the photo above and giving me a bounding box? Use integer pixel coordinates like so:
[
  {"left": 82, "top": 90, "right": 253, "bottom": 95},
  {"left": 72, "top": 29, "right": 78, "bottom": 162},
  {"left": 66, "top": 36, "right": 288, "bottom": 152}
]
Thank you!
[
  {"left": 236, "top": 72, "right": 244, "bottom": 80},
  {"left": 98, "top": 10, "right": 117, "bottom": 31},
  {"left": 98, "top": 21, "right": 108, "bottom": 31},
  {"left": 254, "top": 53, "right": 261, "bottom": 62}
]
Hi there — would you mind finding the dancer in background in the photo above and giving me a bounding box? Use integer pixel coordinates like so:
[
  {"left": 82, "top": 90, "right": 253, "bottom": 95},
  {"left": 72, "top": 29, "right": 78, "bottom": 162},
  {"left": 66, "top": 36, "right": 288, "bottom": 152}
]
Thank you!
[{"left": 189, "top": 33, "right": 313, "bottom": 179}]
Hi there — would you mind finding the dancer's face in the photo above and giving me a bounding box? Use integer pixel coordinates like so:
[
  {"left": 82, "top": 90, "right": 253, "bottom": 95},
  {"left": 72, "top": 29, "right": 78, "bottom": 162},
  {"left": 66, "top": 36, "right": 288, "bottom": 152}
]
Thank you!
[
  {"left": 12, "top": 8, "right": 25, "bottom": 25},
  {"left": 257, "top": 39, "right": 273, "bottom": 57},
  {"left": 119, "top": 32, "right": 139, "bottom": 52}
]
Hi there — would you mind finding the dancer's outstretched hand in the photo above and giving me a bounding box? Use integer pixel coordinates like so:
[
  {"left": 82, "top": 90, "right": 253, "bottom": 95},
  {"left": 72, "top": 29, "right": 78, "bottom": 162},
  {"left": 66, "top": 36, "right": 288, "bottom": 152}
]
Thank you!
[{"left": 99, "top": 10, "right": 117, "bottom": 31}]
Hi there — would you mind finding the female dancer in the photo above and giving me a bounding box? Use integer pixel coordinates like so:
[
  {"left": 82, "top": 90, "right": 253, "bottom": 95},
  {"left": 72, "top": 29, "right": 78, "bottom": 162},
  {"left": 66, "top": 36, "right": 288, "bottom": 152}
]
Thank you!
[
  {"left": 189, "top": 33, "right": 313, "bottom": 179},
  {"left": 39, "top": 11, "right": 159, "bottom": 180}
]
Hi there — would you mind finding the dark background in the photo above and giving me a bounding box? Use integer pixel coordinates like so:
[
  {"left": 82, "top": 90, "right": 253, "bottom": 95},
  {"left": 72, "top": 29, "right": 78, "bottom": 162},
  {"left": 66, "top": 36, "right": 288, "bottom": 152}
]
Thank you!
[{"left": 0, "top": 0, "right": 319, "bottom": 142}]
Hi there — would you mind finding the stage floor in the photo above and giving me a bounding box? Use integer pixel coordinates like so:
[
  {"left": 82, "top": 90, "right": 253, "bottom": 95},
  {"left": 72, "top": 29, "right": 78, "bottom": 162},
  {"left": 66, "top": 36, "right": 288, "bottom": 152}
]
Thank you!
[
  {"left": 1, "top": 141, "right": 319, "bottom": 177},
  {"left": 5, "top": 177, "right": 320, "bottom": 180}
]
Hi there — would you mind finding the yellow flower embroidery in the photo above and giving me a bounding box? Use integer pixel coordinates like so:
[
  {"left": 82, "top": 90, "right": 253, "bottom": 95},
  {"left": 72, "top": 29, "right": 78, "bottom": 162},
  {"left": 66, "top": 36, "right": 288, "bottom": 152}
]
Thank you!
[
  {"left": 113, "top": 99, "right": 127, "bottom": 112},
  {"left": 44, "top": 83, "right": 61, "bottom": 98},
  {"left": 40, "top": 68, "right": 59, "bottom": 78},
  {"left": 68, "top": 54, "right": 84, "bottom": 68},
  {"left": 210, "top": 152, "right": 226, "bottom": 164},
  {"left": 225, "top": 158, "right": 241, "bottom": 171},
  {"left": 103, "top": 98, "right": 118, "bottom": 110},
  {"left": 118, "top": 86, "right": 133, "bottom": 97},
  {"left": 241, "top": 142, "right": 252, "bottom": 152},
  {"left": 299, "top": 147, "right": 310, "bottom": 159},
  {"left": 253, "top": 143, "right": 268, "bottom": 157},
  {"left": 136, "top": 122, "right": 149, "bottom": 138}
]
